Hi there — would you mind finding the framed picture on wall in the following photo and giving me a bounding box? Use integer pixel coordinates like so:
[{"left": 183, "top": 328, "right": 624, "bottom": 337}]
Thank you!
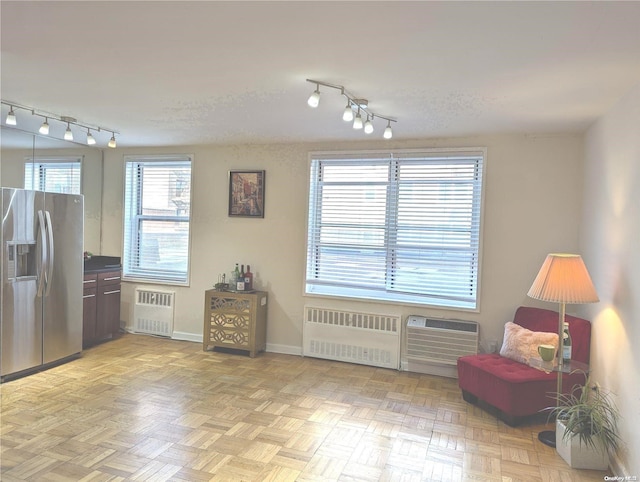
[{"left": 228, "top": 170, "right": 265, "bottom": 218}]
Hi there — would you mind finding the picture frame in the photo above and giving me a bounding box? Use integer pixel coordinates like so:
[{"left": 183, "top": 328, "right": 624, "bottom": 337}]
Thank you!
[{"left": 228, "top": 170, "right": 265, "bottom": 218}]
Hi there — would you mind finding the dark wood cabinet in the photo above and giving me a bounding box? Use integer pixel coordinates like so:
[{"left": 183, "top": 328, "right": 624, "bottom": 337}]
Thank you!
[
  {"left": 83, "top": 269, "right": 121, "bottom": 347},
  {"left": 82, "top": 273, "right": 98, "bottom": 344},
  {"left": 96, "top": 271, "right": 122, "bottom": 339}
]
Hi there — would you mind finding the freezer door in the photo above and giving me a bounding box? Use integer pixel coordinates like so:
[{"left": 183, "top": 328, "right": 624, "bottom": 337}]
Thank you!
[
  {"left": 42, "top": 192, "right": 84, "bottom": 364},
  {"left": 1, "top": 188, "right": 43, "bottom": 377}
]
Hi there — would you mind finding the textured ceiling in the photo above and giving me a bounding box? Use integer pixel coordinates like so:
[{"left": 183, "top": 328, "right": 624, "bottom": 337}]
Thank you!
[{"left": 2, "top": 1, "right": 640, "bottom": 148}]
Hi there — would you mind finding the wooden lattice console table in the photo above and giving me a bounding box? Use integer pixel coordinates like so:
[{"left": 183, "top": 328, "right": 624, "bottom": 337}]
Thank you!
[{"left": 203, "top": 290, "right": 268, "bottom": 357}]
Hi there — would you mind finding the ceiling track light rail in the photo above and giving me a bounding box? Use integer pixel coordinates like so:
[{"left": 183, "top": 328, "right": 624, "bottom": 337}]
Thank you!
[
  {"left": 1, "top": 99, "right": 119, "bottom": 148},
  {"left": 306, "top": 79, "right": 396, "bottom": 139}
]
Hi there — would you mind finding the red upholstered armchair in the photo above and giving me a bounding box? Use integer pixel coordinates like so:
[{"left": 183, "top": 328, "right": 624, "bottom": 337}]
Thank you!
[{"left": 457, "top": 306, "right": 591, "bottom": 426}]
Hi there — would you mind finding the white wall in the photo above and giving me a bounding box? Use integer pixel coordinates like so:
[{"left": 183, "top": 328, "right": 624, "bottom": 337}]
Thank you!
[
  {"left": 99, "top": 134, "right": 584, "bottom": 353},
  {"left": 581, "top": 82, "right": 640, "bottom": 477}
]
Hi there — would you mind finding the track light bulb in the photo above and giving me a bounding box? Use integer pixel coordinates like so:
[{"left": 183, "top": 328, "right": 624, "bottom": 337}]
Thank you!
[
  {"left": 39, "top": 118, "right": 50, "bottom": 135},
  {"left": 86, "top": 129, "right": 96, "bottom": 145},
  {"left": 383, "top": 121, "right": 393, "bottom": 139},
  {"left": 64, "top": 123, "right": 73, "bottom": 141},
  {"left": 353, "top": 110, "right": 363, "bottom": 130},
  {"left": 6, "top": 107, "right": 17, "bottom": 125},
  {"left": 108, "top": 134, "right": 117, "bottom": 148},
  {"left": 364, "top": 116, "right": 374, "bottom": 134},
  {"left": 342, "top": 101, "right": 354, "bottom": 122},
  {"left": 307, "top": 86, "right": 320, "bottom": 108}
]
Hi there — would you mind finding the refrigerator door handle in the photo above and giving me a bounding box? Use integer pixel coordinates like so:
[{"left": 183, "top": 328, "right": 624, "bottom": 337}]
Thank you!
[
  {"left": 36, "top": 210, "right": 48, "bottom": 297},
  {"left": 44, "top": 210, "right": 55, "bottom": 296}
]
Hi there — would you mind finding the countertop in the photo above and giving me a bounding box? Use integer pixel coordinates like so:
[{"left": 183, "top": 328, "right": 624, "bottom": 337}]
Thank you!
[{"left": 84, "top": 255, "right": 122, "bottom": 273}]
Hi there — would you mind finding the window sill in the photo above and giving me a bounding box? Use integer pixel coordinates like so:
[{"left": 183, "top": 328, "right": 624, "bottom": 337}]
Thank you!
[
  {"left": 305, "top": 285, "right": 478, "bottom": 312},
  {"left": 122, "top": 276, "right": 189, "bottom": 288}
]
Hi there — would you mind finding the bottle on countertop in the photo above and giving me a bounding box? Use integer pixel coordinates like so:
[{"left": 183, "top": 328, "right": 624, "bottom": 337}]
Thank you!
[
  {"left": 244, "top": 265, "right": 253, "bottom": 290},
  {"left": 236, "top": 263, "right": 245, "bottom": 291},
  {"left": 562, "top": 321, "right": 572, "bottom": 361},
  {"left": 233, "top": 263, "right": 241, "bottom": 285}
]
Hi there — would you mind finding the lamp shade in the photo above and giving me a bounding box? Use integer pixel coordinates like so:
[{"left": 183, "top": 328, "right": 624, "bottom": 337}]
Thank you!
[{"left": 527, "top": 253, "right": 599, "bottom": 304}]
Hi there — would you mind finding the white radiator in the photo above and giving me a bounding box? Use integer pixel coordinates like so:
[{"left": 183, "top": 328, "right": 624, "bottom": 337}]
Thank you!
[
  {"left": 133, "top": 288, "right": 175, "bottom": 337},
  {"left": 303, "top": 306, "right": 401, "bottom": 369},
  {"left": 404, "top": 315, "right": 478, "bottom": 378}
]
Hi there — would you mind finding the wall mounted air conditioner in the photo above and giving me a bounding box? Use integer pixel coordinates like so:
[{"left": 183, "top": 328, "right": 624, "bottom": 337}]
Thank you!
[{"left": 402, "top": 315, "right": 478, "bottom": 378}]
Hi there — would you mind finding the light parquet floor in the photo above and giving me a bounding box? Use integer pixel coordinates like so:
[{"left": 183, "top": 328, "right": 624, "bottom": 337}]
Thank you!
[{"left": 1, "top": 334, "right": 611, "bottom": 481}]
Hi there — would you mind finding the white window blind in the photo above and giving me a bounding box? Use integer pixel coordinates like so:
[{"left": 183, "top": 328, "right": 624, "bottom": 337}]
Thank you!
[
  {"left": 24, "top": 157, "right": 82, "bottom": 194},
  {"left": 306, "top": 149, "right": 484, "bottom": 310},
  {"left": 123, "top": 156, "right": 192, "bottom": 284}
]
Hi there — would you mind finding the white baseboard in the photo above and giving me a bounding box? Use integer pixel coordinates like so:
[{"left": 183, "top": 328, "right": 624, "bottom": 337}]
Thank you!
[
  {"left": 401, "top": 359, "right": 458, "bottom": 378},
  {"left": 126, "top": 328, "right": 302, "bottom": 356},
  {"left": 171, "top": 331, "right": 203, "bottom": 343},
  {"left": 266, "top": 343, "right": 302, "bottom": 356}
]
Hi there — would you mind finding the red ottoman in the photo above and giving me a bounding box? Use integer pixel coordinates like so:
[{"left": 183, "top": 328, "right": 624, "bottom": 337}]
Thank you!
[{"left": 457, "top": 306, "right": 591, "bottom": 426}]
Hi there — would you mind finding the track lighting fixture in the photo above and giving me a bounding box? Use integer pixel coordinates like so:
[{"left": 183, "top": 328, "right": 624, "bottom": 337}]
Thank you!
[
  {"left": 6, "top": 106, "right": 17, "bottom": 125},
  {"left": 86, "top": 129, "right": 96, "bottom": 145},
  {"left": 39, "top": 117, "right": 50, "bottom": 135},
  {"left": 307, "top": 83, "right": 320, "bottom": 108},
  {"left": 342, "top": 100, "right": 354, "bottom": 122},
  {"left": 306, "top": 79, "right": 397, "bottom": 139},
  {"left": 383, "top": 120, "right": 393, "bottom": 139},
  {"left": 353, "top": 109, "right": 363, "bottom": 130},
  {"left": 364, "top": 115, "right": 374, "bottom": 134},
  {"left": 64, "top": 122, "right": 74, "bottom": 141},
  {"left": 1, "top": 100, "right": 119, "bottom": 148}
]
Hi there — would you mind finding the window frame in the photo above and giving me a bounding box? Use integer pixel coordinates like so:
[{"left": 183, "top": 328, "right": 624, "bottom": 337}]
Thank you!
[
  {"left": 24, "top": 156, "right": 82, "bottom": 194},
  {"left": 305, "top": 148, "right": 486, "bottom": 311},
  {"left": 122, "top": 155, "right": 193, "bottom": 286}
]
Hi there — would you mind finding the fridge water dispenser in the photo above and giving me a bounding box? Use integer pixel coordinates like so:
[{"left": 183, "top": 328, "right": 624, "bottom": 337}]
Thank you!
[{"left": 5, "top": 242, "right": 37, "bottom": 281}]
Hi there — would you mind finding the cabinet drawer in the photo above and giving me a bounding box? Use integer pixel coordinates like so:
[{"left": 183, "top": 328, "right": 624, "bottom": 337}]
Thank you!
[
  {"left": 83, "top": 286, "right": 97, "bottom": 298},
  {"left": 209, "top": 296, "right": 251, "bottom": 314},
  {"left": 98, "top": 271, "right": 121, "bottom": 286},
  {"left": 209, "top": 327, "right": 249, "bottom": 348},
  {"left": 210, "top": 313, "right": 249, "bottom": 331},
  {"left": 83, "top": 273, "right": 98, "bottom": 287}
]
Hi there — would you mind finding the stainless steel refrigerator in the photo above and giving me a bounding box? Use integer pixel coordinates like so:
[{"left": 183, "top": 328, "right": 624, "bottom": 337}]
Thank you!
[{"left": 1, "top": 188, "right": 84, "bottom": 380}]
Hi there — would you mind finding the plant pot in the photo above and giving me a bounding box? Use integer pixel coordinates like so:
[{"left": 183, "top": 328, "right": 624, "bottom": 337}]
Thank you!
[{"left": 555, "top": 419, "right": 609, "bottom": 470}]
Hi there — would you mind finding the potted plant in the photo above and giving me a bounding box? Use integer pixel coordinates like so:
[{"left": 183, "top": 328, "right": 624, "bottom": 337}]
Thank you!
[{"left": 549, "top": 378, "right": 622, "bottom": 470}]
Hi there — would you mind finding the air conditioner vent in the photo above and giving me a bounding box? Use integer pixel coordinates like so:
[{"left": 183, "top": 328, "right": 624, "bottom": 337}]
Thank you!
[{"left": 404, "top": 315, "right": 478, "bottom": 377}]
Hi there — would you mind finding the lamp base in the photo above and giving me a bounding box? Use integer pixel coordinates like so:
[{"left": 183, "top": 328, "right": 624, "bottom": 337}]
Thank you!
[{"left": 538, "top": 430, "right": 556, "bottom": 448}]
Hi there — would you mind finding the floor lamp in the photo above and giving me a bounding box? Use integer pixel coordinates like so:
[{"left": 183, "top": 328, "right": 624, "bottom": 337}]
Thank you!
[{"left": 527, "top": 253, "right": 599, "bottom": 447}]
